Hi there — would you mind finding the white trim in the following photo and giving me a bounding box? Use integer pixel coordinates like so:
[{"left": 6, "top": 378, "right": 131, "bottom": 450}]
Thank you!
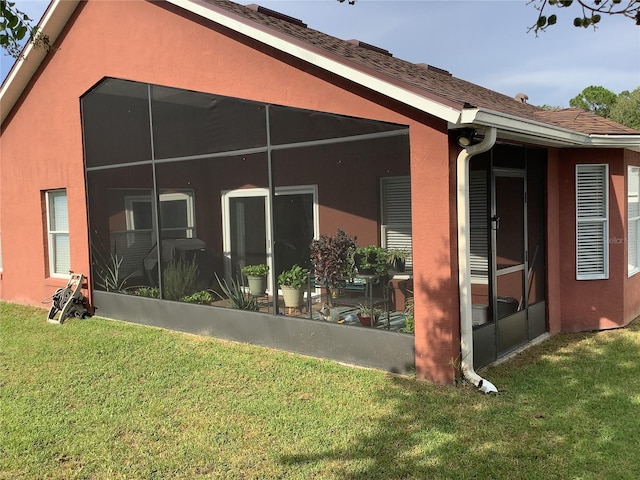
[
  {"left": 628, "top": 166, "right": 640, "bottom": 277},
  {"left": 45, "top": 189, "right": 70, "bottom": 278},
  {"left": 221, "top": 185, "right": 319, "bottom": 293},
  {"left": 575, "top": 164, "right": 609, "bottom": 280},
  {"left": 125, "top": 195, "right": 154, "bottom": 232},
  {"left": 221, "top": 187, "right": 272, "bottom": 288}
]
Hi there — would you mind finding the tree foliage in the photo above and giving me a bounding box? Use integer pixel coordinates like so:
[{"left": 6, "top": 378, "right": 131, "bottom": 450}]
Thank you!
[
  {"left": 569, "top": 85, "right": 640, "bottom": 130},
  {"left": 528, "top": 0, "right": 640, "bottom": 33},
  {"left": 569, "top": 85, "right": 618, "bottom": 117},
  {"left": 0, "top": 0, "right": 50, "bottom": 58},
  {"left": 610, "top": 87, "right": 640, "bottom": 130}
]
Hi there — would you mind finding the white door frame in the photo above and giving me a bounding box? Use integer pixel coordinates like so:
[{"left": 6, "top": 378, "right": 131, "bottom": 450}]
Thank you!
[{"left": 221, "top": 185, "right": 318, "bottom": 294}]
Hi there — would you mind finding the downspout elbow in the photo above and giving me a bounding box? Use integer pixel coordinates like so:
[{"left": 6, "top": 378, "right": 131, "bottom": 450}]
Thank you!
[{"left": 456, "top": 127, "right": 498, "bottom": 393}]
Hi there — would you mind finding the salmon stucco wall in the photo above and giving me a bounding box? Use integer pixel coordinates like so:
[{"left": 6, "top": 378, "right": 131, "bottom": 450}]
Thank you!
[
  {"left": 411, "top": 124, "right": 459, "bottom": 384},
  {"left": 545, "top": 148, "right": 563, "bottom": 335},
  {"left": 557, "top": 148, "right": 627, "bottom": 331},
  {"left": 0, "top": 0, "right": 458, "bottom": 382}
]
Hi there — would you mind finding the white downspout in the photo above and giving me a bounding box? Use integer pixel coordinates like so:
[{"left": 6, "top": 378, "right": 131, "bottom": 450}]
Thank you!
[{"left": 456, "top": 127, "right": 498, "bottom": 394}]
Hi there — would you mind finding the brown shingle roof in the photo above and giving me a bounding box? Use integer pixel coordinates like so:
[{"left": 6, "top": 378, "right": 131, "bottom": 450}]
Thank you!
[
  {"left": 532, "top": 108, "right": 640, "bottom": 135},
  {"left": 205, "top": 1, "right": 639, "bottom": 136}
]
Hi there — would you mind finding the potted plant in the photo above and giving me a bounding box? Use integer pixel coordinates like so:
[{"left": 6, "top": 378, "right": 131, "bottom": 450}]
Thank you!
[
  {"left": 213, "top": 273, "right": 260, "bottom": 311},
  {"left": 354, "top": 245, "right": 388, "bottom": 276},
  {"left": 386, "top": 248, "right": 409, "bottom": 273},
  {"left": 277, "top": 264, "right": 309, "bottom": 308},
  {"left": 357, "top": 303, "right": 382, "bottom": 327},
  {"left": 241, "top": 264, "right": 269, "bottom": 296},
  {"left": 310, "top": 229, "right": 357, "bottom": 304}
]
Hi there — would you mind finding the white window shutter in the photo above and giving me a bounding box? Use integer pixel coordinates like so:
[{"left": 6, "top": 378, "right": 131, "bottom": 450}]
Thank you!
[
  {"left": 381, "top": 176, "right": 412, "bottom": 269},
  {"left": 469, "top": 171, "right": 488, "bottom": 278},
  {"left": 576, "top": 164, "right": 608, "bottom": 280}
]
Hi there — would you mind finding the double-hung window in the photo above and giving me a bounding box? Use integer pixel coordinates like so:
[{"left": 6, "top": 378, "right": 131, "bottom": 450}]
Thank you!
[
  {"left": 575, "top": 164, "right": 609, "bottom": 280},
  {"left": 628, "top": 166, "right": 640, "bottom": 276},
  {"left": 46, "top": 189, "right": 70, "bottom": 277}
]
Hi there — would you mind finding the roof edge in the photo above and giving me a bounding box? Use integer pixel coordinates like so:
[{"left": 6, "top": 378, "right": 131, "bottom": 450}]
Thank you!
[
  {"left": 168, "top": 0, "right": 463, "bottom": 123},
  {"left": 0, "top": 0, "right": 81, "bottom": 125},
  {"left": 459, "top": 108, "right": 640, "bottom": 151}
]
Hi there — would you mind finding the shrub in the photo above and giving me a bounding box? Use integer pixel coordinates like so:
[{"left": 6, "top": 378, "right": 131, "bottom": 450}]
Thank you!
[{"left": 163, "top": 258, "right": 200, "bottom": 301}]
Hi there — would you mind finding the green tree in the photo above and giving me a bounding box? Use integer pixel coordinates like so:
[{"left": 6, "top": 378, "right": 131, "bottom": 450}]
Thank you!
[
  {"left": 569, "top": 85, "right": 618, "bottom": 117},
  {"left": 528, "top": 1, "right": 640, "bottom": 34},
  {"left": 610, "top": 87, "right": 640, "bottom": 130},
  {"left": 0, "top": 0, "right": 50, "bottom": 58}
]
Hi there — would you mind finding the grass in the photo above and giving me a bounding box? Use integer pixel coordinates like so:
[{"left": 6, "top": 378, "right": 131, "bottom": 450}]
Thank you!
[{"left": 1, "top": 302, "right": 640, "bottom": 479}]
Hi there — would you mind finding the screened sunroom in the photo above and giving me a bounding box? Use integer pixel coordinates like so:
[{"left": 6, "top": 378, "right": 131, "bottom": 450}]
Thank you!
[{"left": 82, "top": 77, "right": 415, "bottom": 372}]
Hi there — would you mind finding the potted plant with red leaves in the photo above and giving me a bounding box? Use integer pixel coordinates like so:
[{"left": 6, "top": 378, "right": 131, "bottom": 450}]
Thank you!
[{"left": 309, "top": 229, "right": 357, "bottom": 305}]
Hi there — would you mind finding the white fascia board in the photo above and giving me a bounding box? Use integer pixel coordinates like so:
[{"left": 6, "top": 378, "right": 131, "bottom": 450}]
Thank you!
[
  {"left": 169, "top": 0, "right": 462, "bottom": 124},
  {"left": 0, "top": 0, "right": 81, "bottom": 125},
  {"left": 589, "top": 134, "right": 640, "bottom": 152},
  {"left": 459, "top": 108, "right": 587, "bottom": 146},
  {"left": 459, "top": 108, "right": 640, "bottom": 151}
]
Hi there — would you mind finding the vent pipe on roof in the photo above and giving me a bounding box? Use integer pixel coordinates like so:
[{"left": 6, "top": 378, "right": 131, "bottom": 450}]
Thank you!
[
  {"left": 456, "top": 126, "right": 498, "bottom": 394},
  {"left": 416, "top": 63, "right": 452, "bottom": 77},
  {"left": 347, "top": 39, "right": 393, "bottom": 57},
  {"left": 246, "top": 4, "right": 307, "bottom": 28}
]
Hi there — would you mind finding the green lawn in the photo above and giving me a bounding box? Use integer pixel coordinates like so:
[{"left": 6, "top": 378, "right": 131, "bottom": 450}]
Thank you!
[{"left": 2, "top": 302, "right": 640, "bottom": 479}]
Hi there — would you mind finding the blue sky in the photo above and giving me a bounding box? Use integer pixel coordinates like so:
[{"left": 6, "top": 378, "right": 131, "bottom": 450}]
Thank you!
[{"left": 2, "top": 0, "right": 639, "bottom": 107}]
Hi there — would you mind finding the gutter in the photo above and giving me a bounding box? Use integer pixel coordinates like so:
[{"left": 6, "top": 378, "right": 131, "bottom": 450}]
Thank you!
[
  {"left": 458, "top": 108, "right": 640, "bottom": 151},
  {"left": 457, "top": 126, "right": 498, "bottom": 394}
]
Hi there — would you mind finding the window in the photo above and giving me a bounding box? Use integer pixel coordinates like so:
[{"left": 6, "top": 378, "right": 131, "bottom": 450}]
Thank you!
[
  {"left": 114, "top": 190, "right": 196, "bottom": 277},
  {"left": 629, "top": 166, "right": 640, "bottom": 276},
  {"left": 381, "top": 176, "right": 412, "bottom": 270},
  {"left": 576, "top": 164, "right": 608, "bottom": 280},
  {"left": 125, "top": 191, "right": 195, "bottom": 239},
  {"left": 46, "top": 190, "right": 70, "bottom": 277}
]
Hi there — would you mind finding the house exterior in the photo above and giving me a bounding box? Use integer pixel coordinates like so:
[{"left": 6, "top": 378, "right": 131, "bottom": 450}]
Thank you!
[{"left": 1, "top": 0, "right": 639, "bottom": 386}]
